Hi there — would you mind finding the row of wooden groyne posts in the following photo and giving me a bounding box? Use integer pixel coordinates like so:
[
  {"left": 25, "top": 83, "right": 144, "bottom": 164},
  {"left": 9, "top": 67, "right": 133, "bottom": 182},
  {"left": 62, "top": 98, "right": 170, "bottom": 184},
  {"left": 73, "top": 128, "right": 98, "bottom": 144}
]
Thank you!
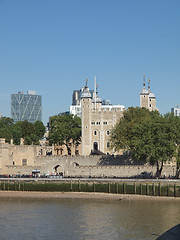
[{"left": 0, "top": 178, "right": 180, "bottom": 198}]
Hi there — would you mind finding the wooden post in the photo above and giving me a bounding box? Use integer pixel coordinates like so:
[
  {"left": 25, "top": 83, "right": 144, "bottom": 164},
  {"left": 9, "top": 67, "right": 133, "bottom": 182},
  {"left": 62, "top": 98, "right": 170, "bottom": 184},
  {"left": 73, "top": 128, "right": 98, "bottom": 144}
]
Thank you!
[
  {"left": 167, "top": 184, "right": 169, "bottom": 197},
  {"left": 78, "top": 179, "right": 81, "bottom": 191},
  {"left": 70, "top": 179, "right": 72, "bottom": 191},
  {"left": 116, "top": 183, "right": 118, "bottom": 194},
  {"left": 140, "top": 183, "right": 142, "bottom": 195},
  {"left": 159, "top": 182, "right": 161, "bottom": 196},
  {"left": 3, "top": 181, "right": 5, "bottom": 191},
  {"left": 23, "top": 182, "right": 24, "bottom": 191},
  {"left": 108, "top": 183, "right": 110, "bottom": 193},
  {"left": 19, "top": 182, "right": 21, "bottom": 191},
  {"left": 153, "top": 183, "right": 155, "bottom": 196},
  {"left": 174, "top": 184, "right": 176, "bottom": 198},
  {"left": 146, "top": 183, "right": 149, "bottom": 196},
  {"left": 123, "top": 183, "right": 126, "bottom": 194},
  {"left": 93, "top": 182, "right": 95, "bottom": 192},
  {"left": 134, "top": 183, "right": 136, "bottom": 195}
]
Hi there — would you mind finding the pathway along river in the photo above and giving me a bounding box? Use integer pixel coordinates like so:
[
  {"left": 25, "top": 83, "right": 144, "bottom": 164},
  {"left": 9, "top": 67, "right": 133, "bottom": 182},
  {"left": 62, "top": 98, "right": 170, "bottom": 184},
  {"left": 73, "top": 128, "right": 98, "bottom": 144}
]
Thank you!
[{"left": 0, "top": 197, "right": 180, "bottom": 240}]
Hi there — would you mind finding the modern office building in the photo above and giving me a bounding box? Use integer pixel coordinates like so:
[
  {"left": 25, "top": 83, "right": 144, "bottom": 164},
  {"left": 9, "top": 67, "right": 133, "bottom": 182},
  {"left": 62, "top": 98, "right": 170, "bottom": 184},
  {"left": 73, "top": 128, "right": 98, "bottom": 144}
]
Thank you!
[
  {"left": 11, "top": 91, "right": 42, "bottom": 123},
  {"left": 171, "top": 107, "right": 180, "bottom": 117}
]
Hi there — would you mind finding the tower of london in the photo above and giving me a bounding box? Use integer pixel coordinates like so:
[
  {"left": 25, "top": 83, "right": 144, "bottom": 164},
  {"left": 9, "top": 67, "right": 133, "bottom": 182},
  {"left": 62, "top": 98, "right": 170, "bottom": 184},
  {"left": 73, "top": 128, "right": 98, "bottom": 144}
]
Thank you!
[
  {"left": 81, "top": 80, "right": 125, "bottom": 156},
  {"left": 140, "top": 75, "right": 158, "bottom": 111}
]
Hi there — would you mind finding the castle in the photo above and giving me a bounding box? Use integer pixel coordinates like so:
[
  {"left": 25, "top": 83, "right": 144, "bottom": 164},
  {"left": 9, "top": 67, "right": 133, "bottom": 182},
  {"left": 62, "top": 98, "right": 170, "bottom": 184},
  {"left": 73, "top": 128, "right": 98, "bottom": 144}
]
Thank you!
[
  {"left": 80, "top": 76, "right": 158, "bottom": 156},
  {"left": 0, "top": 76, "right": 161, "bottom": 176},
  {"left": 81, "top": 80, "right": 125, "bottom": 155},
  {"left": 140, "top": 75, "right": 158, "bottom": 111}
]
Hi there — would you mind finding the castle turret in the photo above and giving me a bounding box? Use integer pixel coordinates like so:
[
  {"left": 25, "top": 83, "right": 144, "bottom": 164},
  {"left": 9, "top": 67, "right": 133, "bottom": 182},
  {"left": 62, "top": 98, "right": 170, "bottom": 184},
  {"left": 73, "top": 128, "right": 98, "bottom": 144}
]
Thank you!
[
  {"left": 140, "top": 76, "right": 158, "bottom": 111},
  {"left": 140, "top": 75, "right": 149, "bottom": 109},
  {"left": 81, "top": 79, "right": 92, "bottom": 155}
]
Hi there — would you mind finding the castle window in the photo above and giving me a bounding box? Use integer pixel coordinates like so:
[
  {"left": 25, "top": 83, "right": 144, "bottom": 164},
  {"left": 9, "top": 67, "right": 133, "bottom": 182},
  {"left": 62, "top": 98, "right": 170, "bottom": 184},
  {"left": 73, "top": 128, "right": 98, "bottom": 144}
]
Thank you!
[
  {"left": 103, "top": 121, "right": 107, "bottom": 125},
  {"left": 150, "top": 99, "right": 151, "bottom": 101},
  {"left": 149, "top": 104, "right": 151, "bottom": 107},
  {"left": 91, "top": 122, "right": 95, "bottom": 125},
  {"left": 96, "top": 122, "right": 100, "bottom": 125},
  {"left": 94, "top": 130, "right": 97, "bottom": 136},
  {"left": 107, "top": 130, "right": 110, "bottom": 135},
  {"left": 107, "top": 142, "right": 110, "bottom": 148},
  {"left": 22, "top": 159, "right": 27, "bottom": 166}
]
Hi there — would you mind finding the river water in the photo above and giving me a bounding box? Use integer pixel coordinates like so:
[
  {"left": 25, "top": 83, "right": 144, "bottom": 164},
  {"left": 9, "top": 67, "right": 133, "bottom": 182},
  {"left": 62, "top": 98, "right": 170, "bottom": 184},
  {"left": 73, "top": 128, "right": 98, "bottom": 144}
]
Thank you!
[{"left": 0, "top": 198, "right": 180, "bottom": 240}]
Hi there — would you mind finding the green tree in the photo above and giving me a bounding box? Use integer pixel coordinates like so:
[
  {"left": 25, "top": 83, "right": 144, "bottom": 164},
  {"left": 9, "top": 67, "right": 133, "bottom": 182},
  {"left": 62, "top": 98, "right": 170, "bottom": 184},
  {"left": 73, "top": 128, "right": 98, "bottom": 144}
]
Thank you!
[
  {"left": 10, "top": 122, "right": 22, "bottom": 145},
  {"left": 0, "top": 117, "right": 46, "bottom": 145},
  {"left": 20, "top": 121, "right": 35, "bottom": 138},
  {"left": 0, "top": 117, "right": 14, "bottom": 128},
  {"left": 164, "top": 113, "right": 180, "bottom": 178},
  {"left": 20, "top": 120, "right": 45, "bottom": 145},
  {"left": 49, "top": 114, "right": 81, "bottom": 155},
  {"left": 33, "top": 121, "right": 46, "bottom": 139},
  {"left": 0, "top": 117, "right": 14, "bottom": 143},
  {"left": 110, "top": 107, "right": 180, "bottom": 177},
  {"left": 0, "top": 128, "right": 12, "bottom": 143}
]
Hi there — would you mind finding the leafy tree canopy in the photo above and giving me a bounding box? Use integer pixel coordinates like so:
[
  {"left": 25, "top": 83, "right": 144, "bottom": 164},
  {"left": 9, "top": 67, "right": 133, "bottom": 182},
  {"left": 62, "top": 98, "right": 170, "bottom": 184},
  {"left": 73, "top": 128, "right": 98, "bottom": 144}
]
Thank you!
[
  {"left": 49, "top": 114, "right": 81, "bottom": 155},
  {"left": 33, "top": 121, "right": 46, "bottom": 139},
  {"left": 0, "top": 117, "right": 46, "bottom": 145},
  {"left": 110, "top": 107, "right": 180, "bottom": 177}
]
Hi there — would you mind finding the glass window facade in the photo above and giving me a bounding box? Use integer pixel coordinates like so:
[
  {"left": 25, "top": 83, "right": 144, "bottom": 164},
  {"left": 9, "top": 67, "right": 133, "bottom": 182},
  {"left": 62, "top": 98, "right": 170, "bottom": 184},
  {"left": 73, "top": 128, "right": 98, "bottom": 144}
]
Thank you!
[{"left": 11, "top": 92, "right": 42, "bottom": 123}]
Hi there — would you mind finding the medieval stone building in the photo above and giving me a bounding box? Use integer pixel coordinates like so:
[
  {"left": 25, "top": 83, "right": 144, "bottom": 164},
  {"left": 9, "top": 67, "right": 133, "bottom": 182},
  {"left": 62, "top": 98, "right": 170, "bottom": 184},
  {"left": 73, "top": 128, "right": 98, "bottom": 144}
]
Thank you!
[
  {"left": 140, "top": 75, "right": 158, "bottom": 111},
  {"left": 81, "top": 80, "right": 125, "bottom": 156}
]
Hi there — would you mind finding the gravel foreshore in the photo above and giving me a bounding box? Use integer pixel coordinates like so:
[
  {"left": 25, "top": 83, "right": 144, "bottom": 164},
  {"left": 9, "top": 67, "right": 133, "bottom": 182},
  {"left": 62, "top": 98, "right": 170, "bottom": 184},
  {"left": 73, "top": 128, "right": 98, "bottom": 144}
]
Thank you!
[{"left": 0, "top": 191, "right": 180, "bottom": 201}]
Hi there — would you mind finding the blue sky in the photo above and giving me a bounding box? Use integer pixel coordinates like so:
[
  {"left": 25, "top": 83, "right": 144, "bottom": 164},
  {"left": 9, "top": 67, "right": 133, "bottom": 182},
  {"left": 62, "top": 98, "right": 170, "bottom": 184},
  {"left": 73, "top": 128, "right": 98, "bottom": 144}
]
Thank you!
[{"left": 0, "top": 0, "right": 179, "bottom": 124}]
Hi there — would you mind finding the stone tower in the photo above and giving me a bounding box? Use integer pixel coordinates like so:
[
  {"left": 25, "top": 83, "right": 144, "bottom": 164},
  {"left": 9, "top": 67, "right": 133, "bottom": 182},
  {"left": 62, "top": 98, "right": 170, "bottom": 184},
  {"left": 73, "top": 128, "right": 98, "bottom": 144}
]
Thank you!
[
  {"left": 81, "top": 78, "right": 125, "bottom": 156},
  {"left": 81, "top": 80, "right": 92, "bottom": 156},
  {"left": 140, "top": 76, "right": 158, "bottom": 111}
]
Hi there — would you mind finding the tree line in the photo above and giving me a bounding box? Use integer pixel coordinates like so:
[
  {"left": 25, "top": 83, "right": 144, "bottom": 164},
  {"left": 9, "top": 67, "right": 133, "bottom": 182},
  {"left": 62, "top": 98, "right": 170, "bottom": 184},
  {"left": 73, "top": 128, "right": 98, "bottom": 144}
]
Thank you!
[
  {"left": 0, "top": 117, "right": 46, "bottom": 145},
  {"left": 110, "top": 107, "right": 180, "bottom": 178},
  {"left": 0, "top": 114, "right": 82, "bottom": 155}
]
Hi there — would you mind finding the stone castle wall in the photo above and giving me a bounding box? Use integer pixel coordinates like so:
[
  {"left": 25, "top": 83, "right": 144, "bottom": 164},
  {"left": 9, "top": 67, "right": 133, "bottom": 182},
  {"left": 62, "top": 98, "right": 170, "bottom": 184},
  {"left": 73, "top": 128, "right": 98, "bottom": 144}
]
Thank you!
[
  {"left": 2, "top": 154, "right": 176, "bottom": 178},
  {"left": 0, "top": 139, "right": 176, "bottom": 178}
]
